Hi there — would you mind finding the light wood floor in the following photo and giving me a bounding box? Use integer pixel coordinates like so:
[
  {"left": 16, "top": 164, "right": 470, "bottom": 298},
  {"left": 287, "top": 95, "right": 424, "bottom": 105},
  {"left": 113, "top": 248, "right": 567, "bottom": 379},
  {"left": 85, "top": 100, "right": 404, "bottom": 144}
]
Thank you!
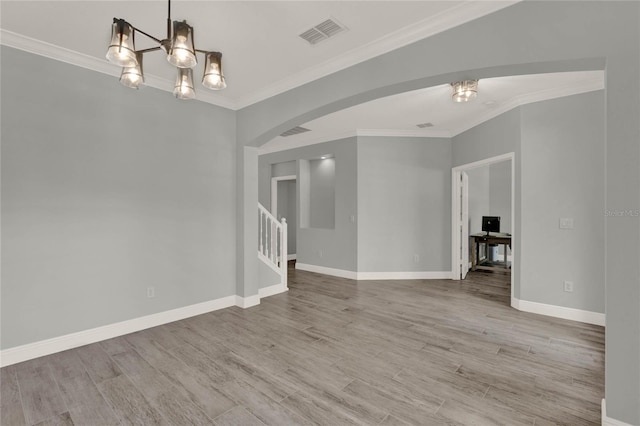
[{"left": 1, "top": 264, "right": 604, "bottom": 425}]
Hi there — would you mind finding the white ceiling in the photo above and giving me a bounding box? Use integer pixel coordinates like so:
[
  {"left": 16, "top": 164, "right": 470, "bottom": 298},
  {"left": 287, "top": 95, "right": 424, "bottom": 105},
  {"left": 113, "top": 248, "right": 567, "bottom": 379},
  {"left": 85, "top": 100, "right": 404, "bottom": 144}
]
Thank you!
[
  {"left": 0, "top": 1, "right": 515, "bottom": 108},
  {"left": 1, "top": 1, "right": 604, "bottom": 154},
  {"left": 259, "top": 71, "right": 605, "bottom": 154}
]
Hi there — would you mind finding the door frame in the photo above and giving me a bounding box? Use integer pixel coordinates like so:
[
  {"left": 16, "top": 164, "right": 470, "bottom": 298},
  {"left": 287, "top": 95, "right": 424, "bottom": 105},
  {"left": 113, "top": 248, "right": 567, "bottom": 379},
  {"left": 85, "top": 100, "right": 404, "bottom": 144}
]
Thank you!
[
  {"left": 451, "top": 152, "right": 516, "bottom": 302},
  {"left": 270, "top": 175, "right": 296, "bottom": 218}
]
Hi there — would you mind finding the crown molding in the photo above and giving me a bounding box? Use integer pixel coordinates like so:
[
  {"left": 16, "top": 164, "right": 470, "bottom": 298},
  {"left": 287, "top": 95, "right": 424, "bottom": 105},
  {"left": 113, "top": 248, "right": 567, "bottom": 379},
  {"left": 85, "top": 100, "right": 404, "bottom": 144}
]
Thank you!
[
  {"left": 357, "top": 129, "right": 452, "bottom": 138},
  {"left": 258, "top": 79, "right": 604, "bottom": 155},
  {"left": 235, "top": 1, "right": 520, "bottom": 109},
  {"left": 450, "top": 77, "right": 604, "bottom": 136},
  {"left": 1, "top": 1, "right": 520, "bottom": 111},
  {"left": 0, "top": 29, "right": 238, "bottom": 110},
  {"left": 258, "top": 128, "right": 451, "bottom": 155},
  {"left": 259, "top": 130, "right": 358, "bottom": 155}
]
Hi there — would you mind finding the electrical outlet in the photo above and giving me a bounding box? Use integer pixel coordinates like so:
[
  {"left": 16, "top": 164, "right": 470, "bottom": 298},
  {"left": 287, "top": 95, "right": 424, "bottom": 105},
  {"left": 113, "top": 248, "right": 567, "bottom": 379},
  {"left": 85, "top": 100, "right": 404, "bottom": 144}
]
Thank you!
[
  {"left": 414, "top": 254, "right": 420, "bottom": 263},
  {"left": 559, "top": 218, "right": 574, "bottom": 229},
  {"left": 563, "top": 281, "right": 574, "bottom": 292},
  {"left": 147, "top": 287, "right": 155, "bottom": 298}
]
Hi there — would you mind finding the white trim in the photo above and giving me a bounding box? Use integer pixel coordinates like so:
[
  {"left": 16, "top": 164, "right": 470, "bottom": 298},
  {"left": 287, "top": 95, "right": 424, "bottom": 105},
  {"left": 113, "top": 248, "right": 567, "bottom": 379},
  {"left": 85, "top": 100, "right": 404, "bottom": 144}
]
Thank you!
[
  {"left": 270, "top": 175, "right": 297, "bottom": 218},
  {"left": 235, "top": 294, "right": 261, "bottom": 309},
  {"left": 1, "top": 2, "right": 518, "bottom": 111},
  {"left": 287, "top": 254, "right": 297, "bottom": 260},
  {"left": 601, "top": 399, "right": 634, "bottom": 426},
  {"left": 257, "top": 83, "right": 603, "bottom": 156},
  {"left": 295, "top": 263, "right": 452, "bottom": 281},
  {"left": 295, "top": 263, "right": 358, "bottom": 280},
  {"left": 357, "top": 129, "right": 453, "bottom": 138},
  {"left": 0, "top": 295, "right": 237, "bottom": 367},
  {"left": 258, "top": 283, "right": 288, "bottom": 298},
  {"left": 259, "top": 129, "right": 450, "bottom": 155},
  {"left": 356, "top": 271, "right": 453, "bottom": 280},
  {"left": 452, "top": 152, "right": 515, "bottom": 173},
  {"left": 511, "top": 297, "right": 605, "bottom": 327}
]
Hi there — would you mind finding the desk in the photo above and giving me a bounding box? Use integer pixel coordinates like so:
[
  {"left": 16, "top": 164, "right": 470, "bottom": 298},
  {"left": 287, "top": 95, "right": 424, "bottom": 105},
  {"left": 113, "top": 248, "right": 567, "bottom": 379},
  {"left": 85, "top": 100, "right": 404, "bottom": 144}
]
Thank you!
[{"left": 470, "top": 233, "right": 511, "bottom": 272}]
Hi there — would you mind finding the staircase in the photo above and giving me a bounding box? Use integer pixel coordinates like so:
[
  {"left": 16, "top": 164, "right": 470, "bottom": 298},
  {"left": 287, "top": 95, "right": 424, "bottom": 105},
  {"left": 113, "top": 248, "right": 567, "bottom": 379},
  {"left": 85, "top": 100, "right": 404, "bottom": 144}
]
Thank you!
[{"left": 258, "top": 203, "right": 288, "bottom": 290}]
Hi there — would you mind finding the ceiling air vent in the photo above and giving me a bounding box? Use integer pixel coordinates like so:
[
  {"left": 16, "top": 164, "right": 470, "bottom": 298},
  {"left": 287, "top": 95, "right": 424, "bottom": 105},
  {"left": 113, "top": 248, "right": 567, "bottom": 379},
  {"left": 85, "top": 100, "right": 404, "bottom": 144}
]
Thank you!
[
  {"left": 280, "top": 126, "right": 311, "bottom": 137},
  {"left": 299, "top": 18, "right": 347, "bottom": 45},
  {"left": 416, "top": 122, "right": 434, "bottom": 128}
]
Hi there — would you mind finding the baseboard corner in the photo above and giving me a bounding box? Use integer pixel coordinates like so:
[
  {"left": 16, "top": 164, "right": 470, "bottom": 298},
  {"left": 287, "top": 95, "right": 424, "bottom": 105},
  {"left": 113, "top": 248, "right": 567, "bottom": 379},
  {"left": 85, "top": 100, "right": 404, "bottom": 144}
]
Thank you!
[
  {"left": 295, "top": 263, "right": 358, "bottom": 280},
  {"left": 356, "top": 271, "right": 453, "bottom": 280},
  {"left": 258, "top": 283, "right": 288, "bottom": 298},
  {"left": 236, "top": 294, "right": 261, "bottom": 309},
  {"left": 512, "top": 297, "right": 605, "bottom": 326},
  {"left": 602, "top": 399, "right": 636, "bottom": 426}
]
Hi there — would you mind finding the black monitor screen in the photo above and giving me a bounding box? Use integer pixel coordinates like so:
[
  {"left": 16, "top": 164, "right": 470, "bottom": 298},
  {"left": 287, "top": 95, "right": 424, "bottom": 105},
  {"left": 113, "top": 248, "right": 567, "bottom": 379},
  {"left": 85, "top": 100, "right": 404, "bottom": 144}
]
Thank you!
[{"left": 482, "top": 216, "right": 500, "bottom": 234}]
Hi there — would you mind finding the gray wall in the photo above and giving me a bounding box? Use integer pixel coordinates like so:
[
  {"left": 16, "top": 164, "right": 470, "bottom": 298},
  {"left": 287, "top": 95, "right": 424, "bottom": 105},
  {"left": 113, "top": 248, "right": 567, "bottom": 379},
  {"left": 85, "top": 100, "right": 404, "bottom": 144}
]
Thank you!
[
  {"left": 272, "top": 161, "right": 296, "bottom": 178},
  {"left": 1, "top": 47, "right": 237, "bottom": 349},
  {"left": 258, "top": 138, "right": 358, "bottom": 271},
  {"left": 258, "top": 258, "right": 282, "bottom": 289},
  {"left": 308, "top": 158, "right": 336, "bottom": 229},
  {"left": 520, "top": 91, "right": 605, "bottom": 314},
  {"left": 466, "top": 167, "right": 490, "bottom": 235},
  {"left": 277, "top": 180, "right": 297, "bottom": 254},
  {"left": 490, "top": 161, "right": 512, "bottom": 234},
  {"left": 453, "top": 108, "right": 522, "bottom": 298},
  {"left": 240, "top": 3, "right": 640, "bottom": 417},
  {"left": 357, "top": 136, "right": 451, "bottom": 272}
]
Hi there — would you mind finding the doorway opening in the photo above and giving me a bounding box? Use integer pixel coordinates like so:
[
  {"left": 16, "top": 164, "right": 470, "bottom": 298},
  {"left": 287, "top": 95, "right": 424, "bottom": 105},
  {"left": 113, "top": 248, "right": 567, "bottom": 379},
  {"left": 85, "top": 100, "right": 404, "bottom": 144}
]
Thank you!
[
  {"left": 451, "top": 152, "right": 515, "bottom": 304},
  {"left": 271, "top": 175, "right": 297, "bottom": 261}
]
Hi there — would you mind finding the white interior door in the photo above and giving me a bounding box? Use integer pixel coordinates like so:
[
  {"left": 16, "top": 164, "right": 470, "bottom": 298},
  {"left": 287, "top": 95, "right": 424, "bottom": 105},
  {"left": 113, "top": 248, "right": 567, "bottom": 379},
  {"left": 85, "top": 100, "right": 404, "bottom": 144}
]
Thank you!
[{"left": 461, "top": 171, "right": 469, "bottom": 279}]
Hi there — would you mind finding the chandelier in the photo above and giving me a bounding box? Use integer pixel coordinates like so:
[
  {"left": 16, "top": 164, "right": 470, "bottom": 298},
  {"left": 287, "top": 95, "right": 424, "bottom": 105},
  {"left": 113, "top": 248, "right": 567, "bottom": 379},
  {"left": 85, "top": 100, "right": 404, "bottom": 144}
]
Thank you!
[
  {"left": 105, "top": 0, "right": 226, "bottom": 100},
  {"left": 451, "top": 80, "right": 478, "bottom": 103}
]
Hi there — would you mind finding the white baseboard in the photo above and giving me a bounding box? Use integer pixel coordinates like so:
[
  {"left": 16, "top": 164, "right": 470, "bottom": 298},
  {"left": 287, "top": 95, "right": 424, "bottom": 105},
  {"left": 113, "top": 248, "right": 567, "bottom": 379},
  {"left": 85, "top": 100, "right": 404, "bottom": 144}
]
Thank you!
[
  {"left": 0, "top": 290, "right": 279, "bottom": 367},
  {"left": 602, "top": 399, "right": 635, "bottom": 426},
  {"left": 356, "top": 271, "right": 453, "bottom": 280},
  {"left": 511, "top": 297, "right": 605, "bottom": 326},
  {"left": 259, "top": 283, "right": 288, "bottom": 298},
  {"left": 0, "top": 295, "right": 238, "bottom": 367},
  {"left": 295, "top": 262, "right": 358, "bottom": 279},
  {"left": 236, "top": 294, "right": 260, "bottom": 309},
  {"left": 295, "top": 263, "right": 452, "bottom": 281},
  {"left": 287, "top": 254, "right": 297, "bottom": 260}
]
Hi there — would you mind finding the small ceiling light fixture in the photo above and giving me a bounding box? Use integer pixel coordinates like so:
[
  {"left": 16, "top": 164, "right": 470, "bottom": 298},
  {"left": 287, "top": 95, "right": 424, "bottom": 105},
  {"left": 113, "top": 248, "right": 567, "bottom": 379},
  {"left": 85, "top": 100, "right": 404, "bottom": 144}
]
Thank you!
[
  {"left": 105, "top": 0, "right": 227, "bottom": 99},
  {"left": 451, "top": 80, "right": 478, "bottom": 103}
]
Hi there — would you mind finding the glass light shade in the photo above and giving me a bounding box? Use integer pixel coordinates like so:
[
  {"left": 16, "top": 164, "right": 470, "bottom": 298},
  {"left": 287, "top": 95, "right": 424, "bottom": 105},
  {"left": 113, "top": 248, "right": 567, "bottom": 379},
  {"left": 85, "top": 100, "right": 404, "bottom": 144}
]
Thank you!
[
  {"left": 202, "top": 52, "right": 227, "bottom": 90},
  {"left": 168, "top": 21, "right": 197, "bottom": 68},
  {"left": 119, "top": 52, "right": 144, "bottom": 89},
  {"left": 174, "top": 68, "right": 196, "bottom": 100},
  {"left": 106, "top": 19, "right": 138, "bottom": 67},
  {"left": 452, "top": 80, "right": 478, "bottom": 103}
]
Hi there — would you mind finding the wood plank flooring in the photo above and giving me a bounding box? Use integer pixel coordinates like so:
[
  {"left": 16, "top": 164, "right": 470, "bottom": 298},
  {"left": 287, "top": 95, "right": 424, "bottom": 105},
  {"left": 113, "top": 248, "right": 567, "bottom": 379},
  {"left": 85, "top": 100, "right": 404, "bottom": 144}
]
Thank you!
[{"left": 1, "top": 264, "right": 604, "bottom": 425}]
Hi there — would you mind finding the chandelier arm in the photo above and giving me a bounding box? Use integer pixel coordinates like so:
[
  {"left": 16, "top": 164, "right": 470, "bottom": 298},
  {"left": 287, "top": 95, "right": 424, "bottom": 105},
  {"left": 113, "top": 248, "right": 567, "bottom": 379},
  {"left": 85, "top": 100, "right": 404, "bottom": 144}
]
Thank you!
[
  {"left": 130, "top": 26, "right": 163, "bottom": 44},
  {"left": 167, "top": 0, "right": 171, "bottom": 39},
  {"left": 136, "top": 47, "right": 162, "bottom": 54}
]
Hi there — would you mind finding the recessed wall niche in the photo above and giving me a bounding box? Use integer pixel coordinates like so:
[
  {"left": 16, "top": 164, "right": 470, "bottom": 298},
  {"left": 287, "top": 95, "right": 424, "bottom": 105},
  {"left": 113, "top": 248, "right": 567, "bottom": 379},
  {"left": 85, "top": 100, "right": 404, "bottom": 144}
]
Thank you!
[{"left": 299, "top": 156, "right": 336, "bottom": 229}]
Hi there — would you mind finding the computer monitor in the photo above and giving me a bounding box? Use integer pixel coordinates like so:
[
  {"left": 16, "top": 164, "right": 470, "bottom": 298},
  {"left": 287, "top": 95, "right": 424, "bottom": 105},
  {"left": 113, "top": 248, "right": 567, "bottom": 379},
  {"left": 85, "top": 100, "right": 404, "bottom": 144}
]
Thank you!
[{"left": 482, "top": 216, "right": 500, "bottom": 235}]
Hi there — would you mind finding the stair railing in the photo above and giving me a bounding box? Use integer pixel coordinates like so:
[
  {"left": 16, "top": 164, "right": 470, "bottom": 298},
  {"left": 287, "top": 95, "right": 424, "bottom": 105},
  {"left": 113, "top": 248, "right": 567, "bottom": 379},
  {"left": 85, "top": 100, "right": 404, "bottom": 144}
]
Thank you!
[{"left": 258, "top": 203, "right": 288, "bottom": 286}]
